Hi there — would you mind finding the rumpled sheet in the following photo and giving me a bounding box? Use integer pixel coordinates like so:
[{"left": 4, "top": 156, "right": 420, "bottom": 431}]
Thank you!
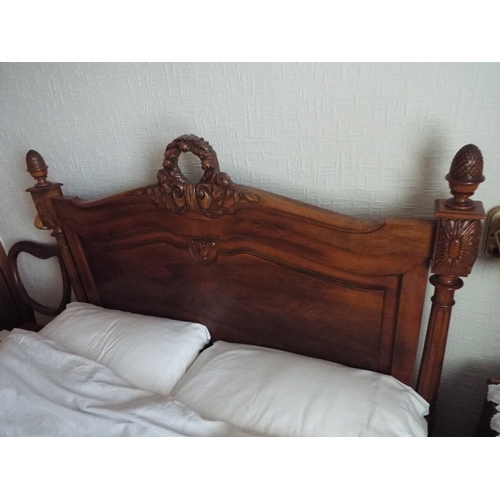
[{"left": 0, "top": 329, "right": 257, "bottom": 437}]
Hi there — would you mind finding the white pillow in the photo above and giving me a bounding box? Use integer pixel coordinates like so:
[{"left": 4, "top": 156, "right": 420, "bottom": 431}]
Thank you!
[
  {"left": 171, "top": 341, "right": 429, "bottom": 437},
  {"left": 38, "top": 302, "right": 211, "bottom": 395}
]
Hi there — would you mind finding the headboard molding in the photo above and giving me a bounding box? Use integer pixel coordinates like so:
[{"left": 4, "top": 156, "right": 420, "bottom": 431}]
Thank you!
[{"left": 21, "top": 135, "right": 486, "bottom": 419}]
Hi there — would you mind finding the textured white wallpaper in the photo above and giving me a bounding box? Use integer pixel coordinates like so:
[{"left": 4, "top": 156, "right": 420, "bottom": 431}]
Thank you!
[{"left": 1, "top": 62, "right": 499, "bottom": 436}]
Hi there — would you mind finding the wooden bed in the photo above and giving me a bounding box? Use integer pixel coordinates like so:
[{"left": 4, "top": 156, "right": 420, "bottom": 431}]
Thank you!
[{"left": 8, "top": 135, "right": 486, "bottom": 433}]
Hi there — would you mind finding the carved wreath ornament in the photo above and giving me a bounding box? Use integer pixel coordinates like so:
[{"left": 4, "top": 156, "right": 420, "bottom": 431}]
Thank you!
[{"left": 134, "top": 135, "right": 259, "bottom": 218}]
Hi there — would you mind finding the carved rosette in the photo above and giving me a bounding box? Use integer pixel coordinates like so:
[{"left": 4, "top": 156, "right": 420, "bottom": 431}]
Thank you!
[
  {"left": 133, "top": 135, "right": 259, "bottom": 218},
  {"left": 188, "top": 239, "right": 217, "bottom": 265},
  {"left": 432, "top": 219, "right": 482, "bottom": 276}
]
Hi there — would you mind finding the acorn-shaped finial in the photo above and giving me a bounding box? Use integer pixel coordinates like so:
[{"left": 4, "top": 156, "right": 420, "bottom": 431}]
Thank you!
[
  {"left": 445, "top": 144, "right": 484, "bottom": 210},
  {"left": 26, "top": 150, "right": 51, "bottom": 187}
]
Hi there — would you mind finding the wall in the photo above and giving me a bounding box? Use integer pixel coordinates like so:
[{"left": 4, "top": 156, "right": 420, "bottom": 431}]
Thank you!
[{"left": 1, "top": 62, "right": 499, "bottom": 436}]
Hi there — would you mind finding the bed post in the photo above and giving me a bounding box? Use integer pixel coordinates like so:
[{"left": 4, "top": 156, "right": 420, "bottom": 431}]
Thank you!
[
  {"left": 25, "top": 151, "right": 87, "bottom": 301},
  {"left": 417, "top": 145, "right": 485, "bottom": 423}
]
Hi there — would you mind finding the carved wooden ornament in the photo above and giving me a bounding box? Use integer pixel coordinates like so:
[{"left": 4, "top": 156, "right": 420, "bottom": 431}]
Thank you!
[
  {"left": 418, "top": 144, "right": 486, "bottom": 418},
  {"left": 432, "top": 219, "right": 483, "bottom": 276},
  {"left": 445, "top": 144, "right": 485, "bottom": 211},
  {"left": 431, "top": 144, "right": 485, "bottom": 277},
  {"left": 25, "top": 150, "right": 64, "bottom": 231},
  {"left": 188, "top": 239, "right": 217, "bottom": 265},
  {"left": 135, "top": 135, "right": 259, "bottom": 218}
]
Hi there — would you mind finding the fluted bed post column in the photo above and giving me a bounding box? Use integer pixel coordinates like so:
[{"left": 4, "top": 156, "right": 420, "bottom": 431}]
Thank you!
[
  {"left": 25, "top": 151, "right": 87, "bottom": 301},
  {"left": 417, "top": 145, "right": 486, "bottom": 419}
]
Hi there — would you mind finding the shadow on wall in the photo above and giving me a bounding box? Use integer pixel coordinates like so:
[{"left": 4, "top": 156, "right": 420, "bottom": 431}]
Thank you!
[
  {"left": 371, "top": 129, "right": 450, "bottom": 220},
  {"left": 432, "top": 359, "right": 500, "bottom": 437},
  {"left": 410, "top": 133, "right": 449, "bottom": 216}
]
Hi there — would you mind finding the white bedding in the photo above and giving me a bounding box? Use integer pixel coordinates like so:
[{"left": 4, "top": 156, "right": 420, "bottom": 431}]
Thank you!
[
  {"left": 172, "top": 341, "right": 429, "bottom": 437},
  {"left": 0, "top": 330, "right": 255, "bottom": 437}
]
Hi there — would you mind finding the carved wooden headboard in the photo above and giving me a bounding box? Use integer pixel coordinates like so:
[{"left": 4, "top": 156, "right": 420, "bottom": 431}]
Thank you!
[{"left": 21, "top": 135, "right": 486, "bottom": 416}]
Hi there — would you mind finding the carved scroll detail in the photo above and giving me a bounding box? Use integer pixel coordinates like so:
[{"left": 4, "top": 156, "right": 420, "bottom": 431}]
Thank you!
[
  {"left": 188, "top": 239, "right": 217, "bottom": 265},
  {"left": 135, "top": 172, "right": 259, "bottom": 218},
  {"left": 432, "top": 219, "right": 482, "bottom": 275},
  {"left": 133, "top": 135, "right": 259, "bottom": 218}
]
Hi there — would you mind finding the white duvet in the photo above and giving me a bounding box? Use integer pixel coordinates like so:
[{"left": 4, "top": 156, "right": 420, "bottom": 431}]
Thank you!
[{"left": 0, "top": 330, "right": 255, "bottom": 437}]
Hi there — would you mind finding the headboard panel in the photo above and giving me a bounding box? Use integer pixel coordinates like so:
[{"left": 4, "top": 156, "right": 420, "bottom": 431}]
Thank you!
[
  {"left": 22, "top": 135, "right": 486, "bottom": 416},
  {"left": 43, "top": 156, "right": 434, "bottom": 386}
]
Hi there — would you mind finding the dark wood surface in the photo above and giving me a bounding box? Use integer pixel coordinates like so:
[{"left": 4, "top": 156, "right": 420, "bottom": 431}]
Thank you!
[
  {"left": 7, "top": 240, "right": 71, "bottom": 317},
  {"left": 0, "top": 241, "right": 36, "bottom": 331},
  {"left": 21, "top": 135, "right": 486, "bottom": 417}
]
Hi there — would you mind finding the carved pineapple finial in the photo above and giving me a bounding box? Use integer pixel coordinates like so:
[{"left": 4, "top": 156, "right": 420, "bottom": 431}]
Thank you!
[
  {"left": 26, "top": 150, "right": 52, "bottom": 187},
  {"left": 445, "top": 144, "right": 484, "bottom": 210}
]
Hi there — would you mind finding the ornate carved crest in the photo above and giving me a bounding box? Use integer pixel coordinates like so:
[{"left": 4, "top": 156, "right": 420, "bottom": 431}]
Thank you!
[
  {"left": 432, "top": 219, "right": 482, "bottom": 276},
  {"left": 133, "top": 135, "right": 259, "bottom": 218}
]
